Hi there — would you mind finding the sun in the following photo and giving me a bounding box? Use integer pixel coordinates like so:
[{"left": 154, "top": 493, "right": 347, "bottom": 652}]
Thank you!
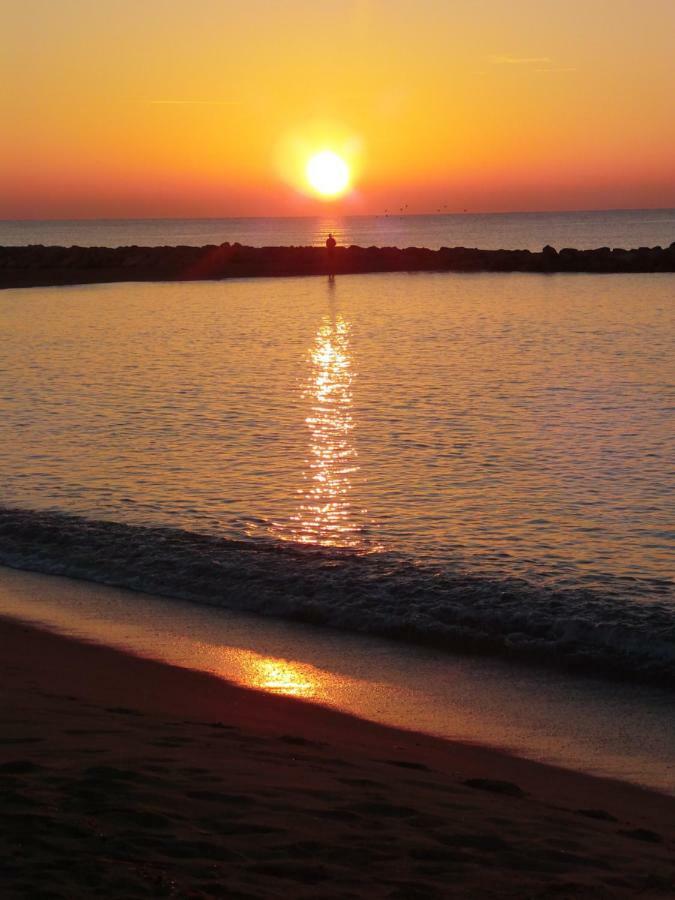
[{"left": 306, "top": 150, "right": 350, "bottom": 198}]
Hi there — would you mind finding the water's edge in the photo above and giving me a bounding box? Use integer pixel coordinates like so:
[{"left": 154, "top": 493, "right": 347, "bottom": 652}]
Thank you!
[{"left": 1, "top": 506, "right": 673, "bottom": 689}]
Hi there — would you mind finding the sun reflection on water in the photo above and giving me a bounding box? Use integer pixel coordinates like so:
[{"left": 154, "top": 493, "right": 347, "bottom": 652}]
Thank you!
[
  {"left": 289, "top": 311, "right": 364, "bottom": 547},
  {"left": 259, "top": 286, "right": 379, "bottom": 552}
]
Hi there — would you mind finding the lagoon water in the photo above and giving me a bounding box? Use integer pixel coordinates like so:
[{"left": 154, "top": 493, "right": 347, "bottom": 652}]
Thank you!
[
  {"left": 2, "top": 271, "right": 673, "bottom": 585},
  {"left": 1, "top": 270, "right": 674, "bottom": 685}
]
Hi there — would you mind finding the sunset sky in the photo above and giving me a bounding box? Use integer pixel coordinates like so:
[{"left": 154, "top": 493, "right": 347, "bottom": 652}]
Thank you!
[{"left": 2, "top": 0, "right": 674, "bottom": 218}]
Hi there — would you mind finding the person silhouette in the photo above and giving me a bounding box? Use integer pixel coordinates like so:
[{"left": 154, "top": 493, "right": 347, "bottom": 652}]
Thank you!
[{"left": 325, "top": 233, "right": 337, "bottom": 276}]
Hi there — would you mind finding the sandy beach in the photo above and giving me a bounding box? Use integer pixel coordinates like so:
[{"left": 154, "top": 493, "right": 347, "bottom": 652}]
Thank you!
[{"left": 1, "top": 615, "right": 673, "bottom": 898}]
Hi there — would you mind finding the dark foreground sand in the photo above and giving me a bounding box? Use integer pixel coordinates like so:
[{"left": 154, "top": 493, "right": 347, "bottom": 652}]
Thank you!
[{"left": 1, "top": 617, "right": 673, "bottom": 899}]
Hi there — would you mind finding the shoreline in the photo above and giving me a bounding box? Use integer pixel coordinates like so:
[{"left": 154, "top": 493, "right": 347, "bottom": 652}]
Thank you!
[
  {"left": 2, "top": 563, "right": 674, "bottom": 798},
  {"left": 1, "top": 613, "right": 674, "bottom": 897},
  {"left": 1, "top": 506, "right": 673, "bottom": 691},
  {"left": 1, "top": 240, "right": 675, "bottom": 289}
]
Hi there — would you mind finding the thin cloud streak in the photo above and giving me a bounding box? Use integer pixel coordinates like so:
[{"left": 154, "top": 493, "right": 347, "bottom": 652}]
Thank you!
[
  {"left": 148, "top": 99, "right": 242, "bottom": 105},
  {"left": 488, "top": 55, "right": 551, "bottom": 65}
]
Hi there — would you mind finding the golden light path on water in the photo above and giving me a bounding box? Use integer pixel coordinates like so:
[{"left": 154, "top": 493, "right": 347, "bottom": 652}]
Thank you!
[
  {"left": 294, "top": 312, "right": 357, "bottom": 545},
  {"left": 271, "top": 292, "right": 375, "bottom": 551}
]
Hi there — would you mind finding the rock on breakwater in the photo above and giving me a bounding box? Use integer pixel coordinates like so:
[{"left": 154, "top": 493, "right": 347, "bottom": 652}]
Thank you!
[{"left": 1, "top": 240, "right": 674, "bottom": 288}]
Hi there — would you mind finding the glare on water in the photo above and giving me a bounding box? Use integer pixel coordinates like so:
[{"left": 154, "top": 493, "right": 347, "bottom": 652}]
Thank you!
[
  {"left": 288, "top": 312, "right": 360, "bottom": 546},
  {"left": 0, "top": 271, "right": 673, "bottom": 595}
]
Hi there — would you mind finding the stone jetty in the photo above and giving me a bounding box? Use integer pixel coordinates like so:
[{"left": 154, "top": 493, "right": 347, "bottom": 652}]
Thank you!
[{"left": 1, "top": 241, "right": 674, "bottom": 289}]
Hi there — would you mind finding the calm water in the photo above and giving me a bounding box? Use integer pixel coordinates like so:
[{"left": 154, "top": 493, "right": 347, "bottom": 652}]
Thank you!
[
  {"left": 1, "top": 208, "right": 674, "bottom": 251},
  {"left": 1, "top": 271, "right": 674, "bottom": 680},
  {"left": 2, "top": 271, "right": 673, "bottom": 587}
]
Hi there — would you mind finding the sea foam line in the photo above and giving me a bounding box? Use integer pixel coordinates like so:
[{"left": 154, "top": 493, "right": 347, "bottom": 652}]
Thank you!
[{"left": 0, "top": 506, "right": 673, "bottom": 688}]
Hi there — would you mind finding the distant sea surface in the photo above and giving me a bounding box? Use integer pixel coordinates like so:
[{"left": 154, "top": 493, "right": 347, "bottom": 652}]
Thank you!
[
  {"left": 1, "top": 208, "right": 674, "bottom": 251},
  {"left": 1, "top": 269, "right": 674, "bottom": 684}
]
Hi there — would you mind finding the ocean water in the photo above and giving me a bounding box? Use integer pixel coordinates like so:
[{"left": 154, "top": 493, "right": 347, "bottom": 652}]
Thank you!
[
  {"left": 1, "top": 208, "right": 674, "bottom": 251},
  {"left": 1, "top": 270, "right": 673, "bottom": 683}
]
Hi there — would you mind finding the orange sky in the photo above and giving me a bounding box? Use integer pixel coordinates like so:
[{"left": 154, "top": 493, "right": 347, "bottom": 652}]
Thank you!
[{"left": 2, "top": 0, "right": 674, "bottom": 218}]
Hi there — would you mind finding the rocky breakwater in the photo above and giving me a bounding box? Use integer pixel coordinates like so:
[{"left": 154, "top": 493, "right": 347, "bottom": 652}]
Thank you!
[{"left": 1, "top": 241, "right": 674, "bottom": 289}]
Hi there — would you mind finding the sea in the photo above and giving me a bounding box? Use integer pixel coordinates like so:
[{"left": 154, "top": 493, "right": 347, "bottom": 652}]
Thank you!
[
  {"left": 1, "top": 209, "right": 674, "bottom": 789},
  {"left": 1, "top": 207, "right": 674, "bottom": 251}
]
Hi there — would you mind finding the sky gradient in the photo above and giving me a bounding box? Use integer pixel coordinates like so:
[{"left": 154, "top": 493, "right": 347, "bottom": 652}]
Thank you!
[{"left": 2, "top": 0, "right": 674, "bottom": 218}]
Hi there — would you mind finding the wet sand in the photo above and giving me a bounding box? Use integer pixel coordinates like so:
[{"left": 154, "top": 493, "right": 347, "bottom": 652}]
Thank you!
[{"left": 1, "top": 616, "right": 673, "bottom": 898}]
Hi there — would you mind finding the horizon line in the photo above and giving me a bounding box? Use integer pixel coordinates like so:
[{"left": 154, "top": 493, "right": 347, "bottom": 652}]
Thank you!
[{"left": 2, "top": 205, "right": 674, "bottom": 224}]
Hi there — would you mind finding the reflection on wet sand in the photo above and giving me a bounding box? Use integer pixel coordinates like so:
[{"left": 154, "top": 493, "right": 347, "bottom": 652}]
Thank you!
[{"left": 245, "top": 656, "right": 318, "bottom": 698}]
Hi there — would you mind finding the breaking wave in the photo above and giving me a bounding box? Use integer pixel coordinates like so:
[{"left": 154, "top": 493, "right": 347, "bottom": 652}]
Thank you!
[{"left": 1, "top": 506, "right": 673, "bottom": 687}]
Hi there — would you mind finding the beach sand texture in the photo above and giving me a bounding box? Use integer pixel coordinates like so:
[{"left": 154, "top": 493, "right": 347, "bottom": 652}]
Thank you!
[{"left": 1, "top": 616, "right": 673, "bottom": 898}]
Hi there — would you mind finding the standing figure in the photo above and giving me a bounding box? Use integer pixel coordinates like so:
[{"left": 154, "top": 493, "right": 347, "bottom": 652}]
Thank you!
[{"left": 325, "top": 233, "right": 337, "bottom": 276}]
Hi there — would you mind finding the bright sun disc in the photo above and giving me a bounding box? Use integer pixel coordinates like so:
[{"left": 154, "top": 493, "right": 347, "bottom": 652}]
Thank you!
[{"left": 306, "top": 151, "right": 350, "bottom": 198}]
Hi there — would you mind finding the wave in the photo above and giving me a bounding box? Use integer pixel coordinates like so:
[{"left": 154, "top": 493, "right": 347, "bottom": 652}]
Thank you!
[{"left": 0, "top": 506, "right": 673, "bottom": 687}]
